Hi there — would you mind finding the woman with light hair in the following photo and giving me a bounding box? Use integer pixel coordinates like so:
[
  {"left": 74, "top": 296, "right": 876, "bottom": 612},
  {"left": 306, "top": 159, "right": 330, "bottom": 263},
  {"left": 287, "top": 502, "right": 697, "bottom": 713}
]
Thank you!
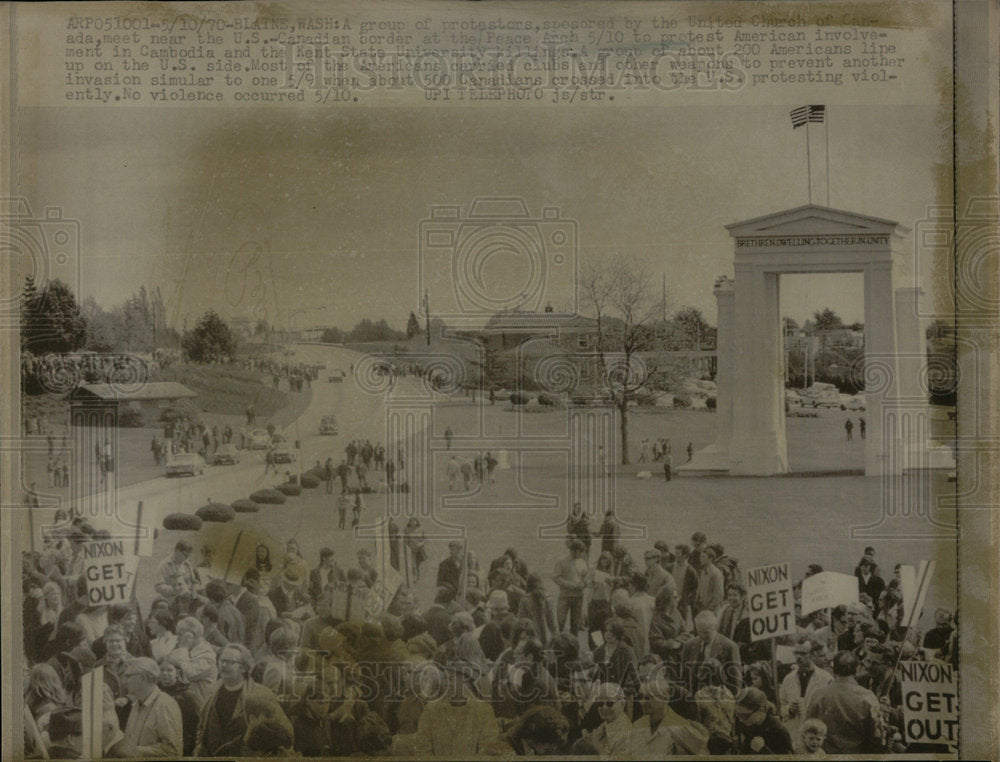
[
  {"left": 25, "top": 662, "right": 70, "bottom": 737},
  {"left": 169, "top": 616, "right": 219, "bottom": 705}
]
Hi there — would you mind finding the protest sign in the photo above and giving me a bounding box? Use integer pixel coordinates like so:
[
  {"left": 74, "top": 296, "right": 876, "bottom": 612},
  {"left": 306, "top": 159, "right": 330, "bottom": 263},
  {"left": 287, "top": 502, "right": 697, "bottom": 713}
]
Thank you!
[
  {"left": 745, "top": 562, "right": 795, "bottom": 642},
  {"left": 800, "top": 571, "right": 859, "bottom": 616},
  {"left": 900, "top": 660, "right": 958, "bottom": 745},
  {"left": 196, "top": 521, "right": 281, "bottom": 584},
  {"left": 900, "top": 560, "right": 935, "bottom": 628},
  {"left": 330, "top": 579, "right": 367, "bottom": 622},
  {"left": 83, "top": 539, "right": 139, "bottom": 605}
]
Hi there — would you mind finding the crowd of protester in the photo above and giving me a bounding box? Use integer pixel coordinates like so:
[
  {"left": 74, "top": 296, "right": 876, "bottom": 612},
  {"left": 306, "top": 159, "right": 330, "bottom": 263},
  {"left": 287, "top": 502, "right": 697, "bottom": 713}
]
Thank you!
[{"left": 21, "top": 499, "right": 958, "bottom": 758}]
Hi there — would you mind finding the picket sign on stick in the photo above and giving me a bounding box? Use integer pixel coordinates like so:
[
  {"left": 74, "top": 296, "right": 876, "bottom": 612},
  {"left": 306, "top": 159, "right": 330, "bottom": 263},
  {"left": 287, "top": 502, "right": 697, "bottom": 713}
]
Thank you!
[
  {"left": 81, "top": 666, "right": 105, "bottom": 760},
  {"left": 899, "top": 659, "right": 957, "bottom": 746},
  {"left": 745, "top": 563, "right": 796, "bottom": 642},
  {"left": 885, "top": 560, "right": 937, "bottom": 700},
  {"left": 800, "top": 571, "right": 858, "bottom": 616}
]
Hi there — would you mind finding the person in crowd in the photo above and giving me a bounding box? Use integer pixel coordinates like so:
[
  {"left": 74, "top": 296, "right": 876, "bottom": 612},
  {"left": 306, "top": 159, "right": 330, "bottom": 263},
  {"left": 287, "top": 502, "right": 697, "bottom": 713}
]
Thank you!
[
  {"left": 780, "top": 640, "right": 833, "bottom": 750},
  {"left": 517, "top": 573, "right": 557, "bottom": 645},
  {"left": 806, "top": 651, "right": 885, "bottom": 755},
  {"left": 440, "top": 611, "right": 488, "bottom": 679},
  {"left": 45, "top": 707, "right": 85, "bottom": 759},
  {"left": 479, "top": 589, "right": 517, "bottom": 661},
  {"left": 404, "top": 518, "right": 427, "bottom": 582},
  {"left": 694, "top": 547, "right": 726, "bottom": 615},
  {"left": 503, "top": 704, "right": 570, "bottom": 756},
  {"left": 95, "top": 626, "right": 133, "bottom": 727},
  {"left": 922, "top": 607, "right": 955, "bottom": 650},
  {"left": 25, "top": 662, "right": 70, "bottom": 739},
  {"left": 581, "top": 682, "right": 632, "bottom": 757},
  {"left": 147, "top": 610, "right": 179, "bottom": 662},
  {"left": 254, "top": 544, "right": 273, "bottom": 576},
  {"left": 693, "top": 658, "right": 737, "bottom": 753},
  {"left": 167, "top": 575, "right": 205, "bottom": 624},
  {"left": 634, "top": 670, "right": 711, "bottom": 756},
  {"left": 734, "top": 686, "right": 794, "bottom": 754},
  {"left": 745, "top": 662, "right": 778, "bottom": 707},
  {"left": 801, "top": 717, "right": 829, "bottom": 758},
  {"left": 855, "top": 557, "right": 886, "bottom": 615},
  {"left": 644, "top": 548, "right": 676, "bottom": 599},
  {"left": 553, "top": 540, "right": 590, "bottom": 637},
  {"left": 628, "top": 572, "right": 656, "bottom": 657},
  {"left": 593, "top": 617, "right": 640, "bottom": 700},
  {"left": 598, "top": 511, "right": 618, "bottom": 557},
  {"left": 169, "top": 617, "right": 219, "bottom": 705},
  {"left": 117, "top": 657, "right": 183, "bottom": 757},
  {"left": 202, "top": 581, "right": 242, "bottom": 646},
  {"left": 672, "top": 544, "right": 700, "bottom": 622},
  {"left": 588, "top": 551, "right": 616, "bottom": 634},
  {"left": 308, "top": 547, "right": 346, "bottom": 608},
  {"left": 155, "top": 541, "right": 200, "bottom": 598},
  {"left": 437, "top": 541, "right": 465, "bottom": 592},
  {"left": 193, "top": 644, "right": 290, "bottom": 757},
  {"left": 423, "top": 585, "right": 459, "bottom": 646},
  {"left": 401, "top": 663, "right": 504, "bottom": 757},
  {"left": 268, "top": 567, "right": 313, "bottom": 621},
  {"left": 157, "top": 654, "right": 202, "bottom": 756},
  {"left": 648, "top": 586, "right": 689, "bottom": 662},
  {"left": 681, "top": 610, "right": 742, "bottom": 696}
]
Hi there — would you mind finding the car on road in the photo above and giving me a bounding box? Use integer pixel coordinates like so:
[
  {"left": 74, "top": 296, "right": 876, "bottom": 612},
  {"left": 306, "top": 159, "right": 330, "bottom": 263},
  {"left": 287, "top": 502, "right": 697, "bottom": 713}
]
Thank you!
[
  {"left": 166, "top": 453, "right": 206, "bottom": 477},
  {"left": 839, "top": 394, "right": 866, "bottom": 411},
  {"left": 211, "top": 444, "right": 240, "bottom": 465},
  {"left": 272, "top": 446, "right": 297, "bottom": 464},
  {"left": 248, "top": 429, "right": 271, "bottom": 449},
  {"left": 320, "top": 415, "right": 339, "bottom": 435},
  {"left": 785, "top": 389, "right": 803, "bottom": 408}
]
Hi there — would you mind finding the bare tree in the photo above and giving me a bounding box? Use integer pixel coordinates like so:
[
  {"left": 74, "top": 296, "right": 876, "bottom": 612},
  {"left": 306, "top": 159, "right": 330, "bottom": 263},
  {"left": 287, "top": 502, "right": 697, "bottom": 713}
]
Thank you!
[{"left": 580, "top": 256, "right": 665, "bottom": 465}]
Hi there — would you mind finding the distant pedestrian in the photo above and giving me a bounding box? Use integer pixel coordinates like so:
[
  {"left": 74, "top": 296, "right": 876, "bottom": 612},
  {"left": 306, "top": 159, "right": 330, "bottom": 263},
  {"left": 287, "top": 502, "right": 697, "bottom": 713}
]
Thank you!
[
  {"left": 845, "top": 419, "right": 854, "bottom": 441},
  {"left": 460, "top": 459, "right": 473, "bottom": 491},
  {"left": 859, "top": 417, "right": 866, "bottom": 439},
  {"left": 663, "top": 440, "right": 672, "bottom": 481},
  {"left": 485, "top": 451, "right": 498, "bottom": 484},
  {"left": 337, "top": 494, "right": 349, "bottom": 530},
  {"left": 639, "top": 438, "right": 650, "bottom": 463},
  {"left": 264, "top": 449, "right": 277, "bottom": 475},
  {"left": 447, "top": 456, "right": 459, "bottom": 491},
  {"left": 687, "top": 442, "right": 694, "bottom": 463},
  {"left": 444, "top": 426, "right": 453, "bottom": 450}
]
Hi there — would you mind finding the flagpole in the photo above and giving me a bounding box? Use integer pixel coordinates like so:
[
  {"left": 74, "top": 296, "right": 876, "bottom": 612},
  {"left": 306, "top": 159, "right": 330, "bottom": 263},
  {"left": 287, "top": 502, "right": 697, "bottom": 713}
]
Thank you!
[
  {"left": 805, "top": 121, "right": 812, "bottom": 204},
  {"left": 825, "top": 111, "right": 831, "bottom": 206}
]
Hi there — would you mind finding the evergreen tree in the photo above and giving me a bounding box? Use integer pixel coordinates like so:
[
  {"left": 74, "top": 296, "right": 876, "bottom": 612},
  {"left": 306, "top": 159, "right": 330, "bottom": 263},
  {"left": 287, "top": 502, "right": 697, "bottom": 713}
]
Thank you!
[
  {"left": 181, "top": 310, "right": 235, "bottom": 363},
  {"left": 406, "top": 311, "right": 421, "bottom": 339}
]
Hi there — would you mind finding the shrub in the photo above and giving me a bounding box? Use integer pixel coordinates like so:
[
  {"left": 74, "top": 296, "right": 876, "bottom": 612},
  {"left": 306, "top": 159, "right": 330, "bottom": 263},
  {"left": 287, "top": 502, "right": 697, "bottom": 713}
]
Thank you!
[
  {"left": 232, "top": 499, "right": 260, "bottom": 513},
  {"left": 509, "top": 392, "right": 530, "bottom": 405},
  {"left": 277, "top": 483, "right": 302, "bottom": 496},
  {"left": 251, "top": 488, "right": 286, "bottom": 505},
  {"left": 196, "top": 503, "right": 235, "bottom": 523},
  {"left": 634, "top": 391, "right": 657, "bottom": 407},
  {"left": 163, "top": 513, "right": 202, "bottom": 531},
  {"left": 537, "top": 392, "right": 559, "bottom": 407},
  {"left": 705, "top": 396, "right": 717, "bottom": 410},
  {"left": 118, "top": 408, "right": 144, "bottom": 427},
  {"left": 160, "top": 399, "right": 200, "bottom": 424},
  {"left": 672, "top": 395, "right": 692, "bottom": 410},
  {"left": 300, "top": 474, "right": 321, "bottom": 489},
  {"left": 305, "top": 467, "right": 327, "bottom": 480}
]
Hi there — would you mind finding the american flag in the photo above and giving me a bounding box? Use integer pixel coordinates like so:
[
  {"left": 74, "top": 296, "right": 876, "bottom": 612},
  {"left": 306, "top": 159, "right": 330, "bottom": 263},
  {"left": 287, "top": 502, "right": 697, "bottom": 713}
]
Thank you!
[{"left": 790, "top": 105, "right": 826, "bottom": 128}]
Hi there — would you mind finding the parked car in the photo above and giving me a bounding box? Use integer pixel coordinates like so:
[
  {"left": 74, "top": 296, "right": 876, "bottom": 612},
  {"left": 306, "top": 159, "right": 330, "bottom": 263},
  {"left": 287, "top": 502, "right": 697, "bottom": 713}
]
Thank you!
[
  {"left": 212, "top": 444, "right": 240, "bottom": 465},
  {"left": 840, "top": 394, "right": 866, "bottom": 411},
  {"left": 167, "top": 453, "right": 206, "bottom": 477},
  {"left": 785, "top": 389, "right": 803, "bottom": 407},
  {"left": 320, "top": 415, "right": 339, "bottom": 435},
  {"left": 801, "top": 383, "right": 842, "bottom": 408},
  {"left": 272, "top": 446, "right": 297, "bottom": 464},
  {"left": 248, "top": 429, "right": 271, "bottom": 449}
]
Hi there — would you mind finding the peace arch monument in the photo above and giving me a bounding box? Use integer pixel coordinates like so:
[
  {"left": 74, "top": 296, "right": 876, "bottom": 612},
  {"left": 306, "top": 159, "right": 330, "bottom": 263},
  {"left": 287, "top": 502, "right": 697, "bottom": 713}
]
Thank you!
[{"left": 680, "top": 204, "right": 954, "bottom": 478}]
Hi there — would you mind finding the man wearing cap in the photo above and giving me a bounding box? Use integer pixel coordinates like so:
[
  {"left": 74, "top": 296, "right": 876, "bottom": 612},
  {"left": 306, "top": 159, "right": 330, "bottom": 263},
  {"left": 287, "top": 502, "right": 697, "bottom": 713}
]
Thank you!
[
  {"left": 437, "top": 541, "right": 465, "bottom": 593},
  {"left": 155, "top": 541, "right": 201, "bottom": 598},
  {"left": 46, "top": 708, "right": 85, "bottom": 759},
  {"left": 779, "top": 640, "right": 832, "bottom": 750},
  {"left": 269, "top": 566, "right": 314, "bottom": 621},
  {"left": 308, "top": 548, "right": 346, "bottom": 608},
  {"left": 118, "top": 657, "right": 183, "bottom": 757}
]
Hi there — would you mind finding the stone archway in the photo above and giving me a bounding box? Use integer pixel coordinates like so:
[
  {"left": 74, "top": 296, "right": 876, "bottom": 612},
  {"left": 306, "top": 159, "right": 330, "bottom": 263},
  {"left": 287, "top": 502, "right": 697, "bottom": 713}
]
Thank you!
[{"left": 679, "top": 204, "right": 946, "bottom": 478}]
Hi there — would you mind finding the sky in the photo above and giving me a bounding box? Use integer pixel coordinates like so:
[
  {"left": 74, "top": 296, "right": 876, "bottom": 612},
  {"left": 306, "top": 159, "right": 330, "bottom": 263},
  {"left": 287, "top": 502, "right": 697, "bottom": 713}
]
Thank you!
[{"left": 17, "top": 102, "right": 948, "bottom": 331}]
